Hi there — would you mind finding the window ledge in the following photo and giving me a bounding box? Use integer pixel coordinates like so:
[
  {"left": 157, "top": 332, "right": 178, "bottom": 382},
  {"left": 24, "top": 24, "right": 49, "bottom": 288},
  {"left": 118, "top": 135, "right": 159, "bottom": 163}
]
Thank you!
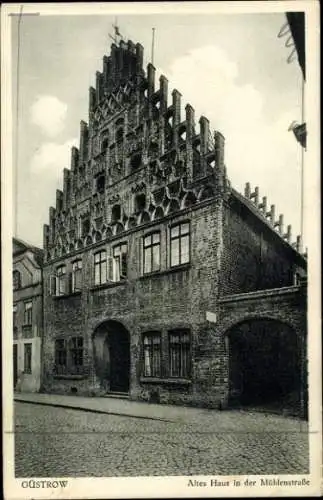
[
  {"left": 139, "top": 263, "right": 191, "bottom": 280},
  {"left": 90, "top": 280, "right": 127, "bottom": 291},
  {"left": 53, "top": 291, "right": 82, "bottom": 299},
  {"left": 140, "top": 377, "right": 192, "bottom": 385},
  {"left": 53, "top": 374, "right": 88, "bottom": 380}
]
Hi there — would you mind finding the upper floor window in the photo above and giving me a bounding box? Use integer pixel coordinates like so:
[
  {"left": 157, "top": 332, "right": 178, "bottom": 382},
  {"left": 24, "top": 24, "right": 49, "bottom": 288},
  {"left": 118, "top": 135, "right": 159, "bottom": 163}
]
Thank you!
[
  {"left": 101, "top": 136, "right": 109, "bottom": 153},
  {"left": 96, "top": 174, "right": 105, "bottom": 194},
  {"left": 23, "top": 301, "right": 32, "bottom": 326},
  {"left": 111, "top": 204, "right": 121, "bottom": 223},
  {"left": 56, "top": 265, "right": 67, "bottom": 296},
  {"left": 169, "top": 330, "right": 190, "bottom": 378},
  {"left": 13, "top": 304, "right": 17, "bottom": 328},
  {"left": 94, "top": 251, "right": 107, "bottom": 286},
  {"left": 143, "top": 332, "right": 161, "bottom": 377},
  {"left": 130, "top": 153, "right": 142, "bottom": 171},
  {"left": 135, "top": 193, "right": 146, "bottom": 213},
  {"left": 80, "top": 217, "right": 90, "bottom": 237},
  {"left": 24, "top": 343, "right": 32, "bottom": 374},
  {"left": 13, "top": 270, "right": 21, "bottom": 290},
  {"left": 116, "top": 128, "right": 124, "bottom": 163},
  {"left": 143, "top": 232, "right": 160, "bottom": 274},
  {"left": 112, "top": 243, "right": 128, "bottom": 281},
  {"left": 72, "top": 260, "right": 82, "bottom": 293},
  {"left": 170, "top": 222, "right": 190, "bottom": 267}
]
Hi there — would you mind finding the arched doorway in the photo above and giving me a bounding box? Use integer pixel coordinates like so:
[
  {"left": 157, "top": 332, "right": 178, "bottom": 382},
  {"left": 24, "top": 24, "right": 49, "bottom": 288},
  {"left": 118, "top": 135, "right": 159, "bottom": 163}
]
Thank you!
[
  {"left": 227, "top": 319, "right": 301, "bottom": 413},
  {"left": 93, "top": 320, "right": 130, "bottom": 393}
]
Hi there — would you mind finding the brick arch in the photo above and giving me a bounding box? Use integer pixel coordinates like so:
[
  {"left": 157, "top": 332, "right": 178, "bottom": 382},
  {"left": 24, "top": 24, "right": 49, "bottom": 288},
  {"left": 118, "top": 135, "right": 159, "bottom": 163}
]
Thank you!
[
  {"left": 219, "top": 313, "right": 301, "bottom": 340},
  {"left": 222, "top": 315, "right": 302, "bottom": 413}
]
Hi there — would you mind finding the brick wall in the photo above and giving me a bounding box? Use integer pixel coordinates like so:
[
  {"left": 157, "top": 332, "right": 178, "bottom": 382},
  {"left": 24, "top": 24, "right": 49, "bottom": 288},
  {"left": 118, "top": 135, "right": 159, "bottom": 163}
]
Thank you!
[
  {"left": 219, "top": 196, "right": 306, "bottom": 296},
  {"left": 42, "top": 196, "right": 227, "bottom": 407}
]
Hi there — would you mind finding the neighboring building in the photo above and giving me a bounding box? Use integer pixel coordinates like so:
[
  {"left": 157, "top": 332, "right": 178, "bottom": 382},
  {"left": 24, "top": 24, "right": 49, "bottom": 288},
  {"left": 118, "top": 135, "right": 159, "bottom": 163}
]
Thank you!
[
  {"left": 13, "top": 238, "right": 44, "bottom": 392},
  {"left": 41, "top": 39, "right": 307, "bottom": 415}
]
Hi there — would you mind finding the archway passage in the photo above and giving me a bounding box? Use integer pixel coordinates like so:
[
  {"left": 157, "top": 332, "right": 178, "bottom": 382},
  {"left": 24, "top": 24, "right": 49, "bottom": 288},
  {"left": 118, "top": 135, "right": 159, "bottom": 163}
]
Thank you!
[
  {"left": 228, "top": 319, "right": 301, "bottom": 414},
  {"left": 93, "top": 321, "right": 130, "bottom": 394}
]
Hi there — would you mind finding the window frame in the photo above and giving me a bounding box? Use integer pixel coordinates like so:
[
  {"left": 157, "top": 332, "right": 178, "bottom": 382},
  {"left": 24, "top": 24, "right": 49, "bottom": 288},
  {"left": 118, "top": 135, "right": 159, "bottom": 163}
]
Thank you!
[
  {"left": 56, "top": 264, "right": 67, "bottom": 296},
  {"left": 13, "top": 270, "right": 21, "bottom": 290},
  {"left": 13, "top": 304, "right": 18, "bottom": 327},
  {"left": 113, "top": 243, "right": 128, "bottom": 281},
  {"left": 54, "top": 336, "right": 84, "bottom": 375},
  {"left": 69, "top": 336, "right": 84, "bottom": 374},
  {"left": 23, "top": 343, "right": 32, "bottom": 374},
  {"left": 94, "top": 250, "right": 107, "bottom": 286},
  {"left": 23, "top": 300, "right": 33, "bottom": 326},
  {"left": 142, "top": 332, "right": 162, "bottom": 378},
  {"left": 170, "top": 221, "right": 190, "bottom": 268},
  {"left": 71, "top": 259, "right": 82, "bottom": 293},
  {"left": 168, "top": 329, "right": 191, "bottom": 379},
  {"left": 143, "top": 231, "right": 161, "bottom": 274}
]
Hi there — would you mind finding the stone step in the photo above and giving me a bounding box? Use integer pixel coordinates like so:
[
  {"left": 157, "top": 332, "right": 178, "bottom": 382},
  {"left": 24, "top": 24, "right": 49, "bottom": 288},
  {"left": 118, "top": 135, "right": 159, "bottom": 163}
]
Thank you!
[{"left": 103, "top": 392, "right": 130, "bottom": 400}]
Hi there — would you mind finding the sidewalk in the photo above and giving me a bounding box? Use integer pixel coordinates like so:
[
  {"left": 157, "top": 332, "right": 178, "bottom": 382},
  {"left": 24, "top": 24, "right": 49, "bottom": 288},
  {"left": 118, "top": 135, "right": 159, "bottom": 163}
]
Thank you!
[{"left": 14, "top": 392, "right": 307, "bottom": 432}]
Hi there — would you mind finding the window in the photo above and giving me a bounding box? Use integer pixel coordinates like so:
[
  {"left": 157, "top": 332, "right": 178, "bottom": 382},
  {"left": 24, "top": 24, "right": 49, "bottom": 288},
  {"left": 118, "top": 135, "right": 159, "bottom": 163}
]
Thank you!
[
  {"left": 69, "top": 337, "right": 84, "bottom": 373},
  {"left": 56, "top": 265, "right": 67, "bottom": 296},
  {"left": 112, "top": 244, "right": 128, "bottom": 281},
  {"left": 116, "top": 128, "right": 123, "bottom": 163},
  {"left": 111, "top": 204, "right": 121, "bottom": 223},
  {"left": 135, "top": 193, "right": 146, "bottom": 213},
  {"left": 24, "top": 301, "right": 32, "bottom": 325},
  {"left": 13, "top": 304, "right": 17, "bottom": 327},
  {"left": 13, "top": 270, "right": 21, "bottom": 290},
  {"left": 54, "top": 337, "right": 84, "bottom": 375},
  {"left": 169, "top": 330, "right": 190, "bottom": 378},
  {"left": 94, "top": 250, "right": 107, "bottom": 285},
  {"left": 101, "top": 136, "right": 109, "bottom": 152},
  {"left": 170, "top": 222, "right": 190, "bottom": 267},
  {"left": 130, "top": 153, "right": 142, "bottom": 170},
  {"left": 96, "top": 174, "right": 105, "bottom": 193},
  {"left": 24, "top": 343, "right": 32, "bottom": 374},
  {"left": 81, "top": 218, "right": 90, "bottom": 237},
  {"left": 55, "top": 339, "right": 67, "bottom": 374},
  {"left": 143, "top": 232, "right": 160, "bottom": 274},
  {"left": 72, "top": 260, "right": 82, "bottom": 292},
  {"left": 143, "top": 333, "right": 161, "bottom": 377}
]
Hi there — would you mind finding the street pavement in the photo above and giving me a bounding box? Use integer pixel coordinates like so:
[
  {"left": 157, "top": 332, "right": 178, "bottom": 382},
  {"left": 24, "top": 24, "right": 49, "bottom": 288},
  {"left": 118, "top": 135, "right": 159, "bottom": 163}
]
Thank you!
[{"left": 14, "top": 397, "right": 309, "bottom": 477}]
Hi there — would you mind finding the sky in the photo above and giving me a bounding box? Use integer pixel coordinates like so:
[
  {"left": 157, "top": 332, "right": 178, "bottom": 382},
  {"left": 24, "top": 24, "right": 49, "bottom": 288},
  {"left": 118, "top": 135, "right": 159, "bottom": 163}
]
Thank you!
[{"left": 10, "top": 7, "right": 305, "bottom": 248}]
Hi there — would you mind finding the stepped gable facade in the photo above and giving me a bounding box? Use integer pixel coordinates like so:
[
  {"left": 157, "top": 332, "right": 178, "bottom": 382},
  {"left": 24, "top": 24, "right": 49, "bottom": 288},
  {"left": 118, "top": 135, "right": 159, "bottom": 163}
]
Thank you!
[{"left": 41, "top": 39, "right": 307, "bottom": 413}]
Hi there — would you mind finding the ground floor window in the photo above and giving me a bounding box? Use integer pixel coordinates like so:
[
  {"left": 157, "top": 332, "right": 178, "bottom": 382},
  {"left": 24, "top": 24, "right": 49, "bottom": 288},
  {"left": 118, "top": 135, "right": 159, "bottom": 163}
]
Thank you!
[
  {"left": 143, "top": 332, "right": 161, "bottom": 377},
  {"left": 24, "top": 343, "right": 32, "bottom": 374},
  {"left": 54, "top": 336, "right": 84, "bottom": 375},
  {"left": 169, "top": 330, "right": 190, "bottom": 378}
]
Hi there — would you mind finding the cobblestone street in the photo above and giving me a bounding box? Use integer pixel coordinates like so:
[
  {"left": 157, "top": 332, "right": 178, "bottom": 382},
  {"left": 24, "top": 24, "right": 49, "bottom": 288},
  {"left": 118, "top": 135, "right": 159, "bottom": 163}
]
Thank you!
[{"left": 14, "top": 402, "right": 309, "bottom": 477}]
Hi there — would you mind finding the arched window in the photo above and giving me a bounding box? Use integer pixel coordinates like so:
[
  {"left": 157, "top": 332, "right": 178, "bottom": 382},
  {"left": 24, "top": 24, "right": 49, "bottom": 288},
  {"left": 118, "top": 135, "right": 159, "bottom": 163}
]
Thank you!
[{"left": 13, "top": 270, "right": 21, "bottom": 290}]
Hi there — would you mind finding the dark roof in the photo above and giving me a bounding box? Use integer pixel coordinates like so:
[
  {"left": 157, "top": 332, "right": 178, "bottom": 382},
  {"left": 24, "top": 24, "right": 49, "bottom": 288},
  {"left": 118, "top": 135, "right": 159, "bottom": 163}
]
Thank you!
[
  {"left": 230, "top": 189, "right": 307, "bottom": 269},
  {"left": 13, "top": 237, "right": 44, "bottom": 265}
]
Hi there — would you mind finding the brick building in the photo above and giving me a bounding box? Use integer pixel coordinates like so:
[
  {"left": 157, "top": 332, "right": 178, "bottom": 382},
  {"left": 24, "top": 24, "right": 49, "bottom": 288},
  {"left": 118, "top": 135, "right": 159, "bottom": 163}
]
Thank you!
[
  {"left": 13, "top": 238, "right": 44, "bottom": 392},
  {"left": 41, "top": 39, "right": 307, "bottom": 414}
]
